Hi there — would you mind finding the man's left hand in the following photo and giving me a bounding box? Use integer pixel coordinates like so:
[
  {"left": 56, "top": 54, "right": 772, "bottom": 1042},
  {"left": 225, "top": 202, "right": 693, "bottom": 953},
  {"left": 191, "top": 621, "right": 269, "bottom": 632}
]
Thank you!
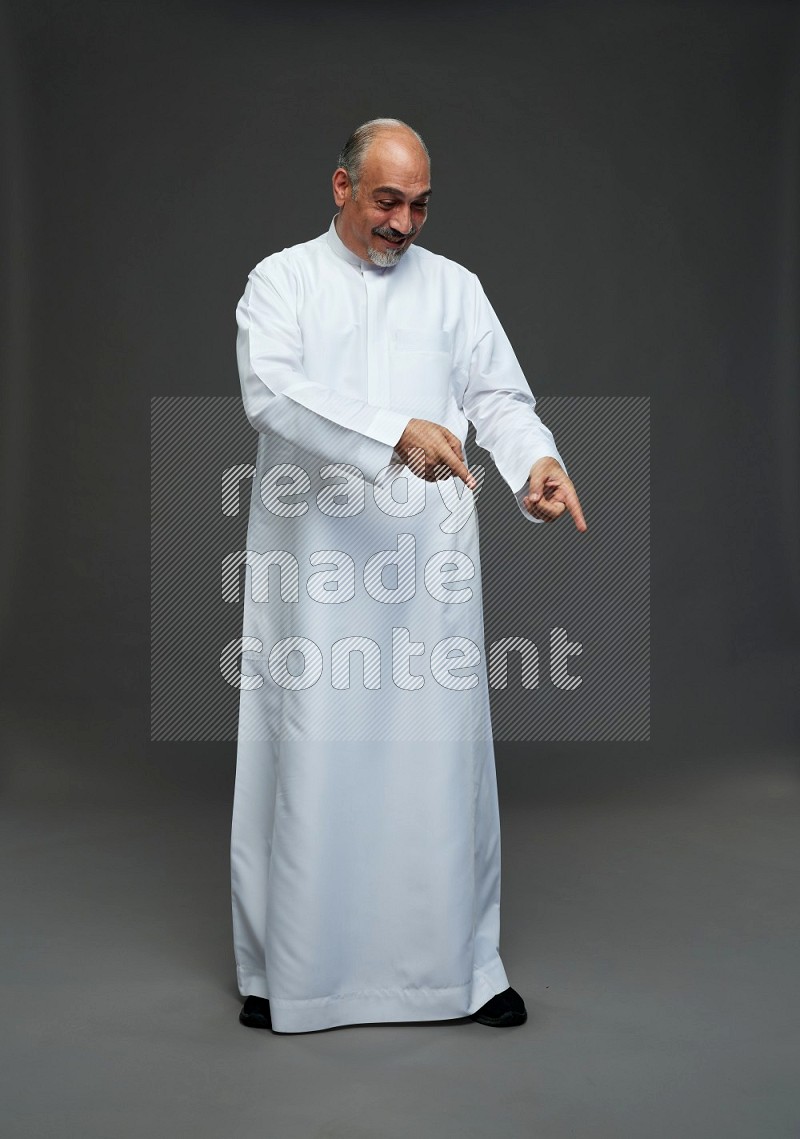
[{"left": 522, "top": 457, "right": 588, "bottom": 531}]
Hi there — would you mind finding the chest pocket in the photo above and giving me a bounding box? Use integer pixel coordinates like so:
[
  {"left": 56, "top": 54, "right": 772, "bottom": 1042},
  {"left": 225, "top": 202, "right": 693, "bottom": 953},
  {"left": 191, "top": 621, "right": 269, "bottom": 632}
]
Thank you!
[{"left": 390, "top": 328, "right": 454, "bottom": 422}]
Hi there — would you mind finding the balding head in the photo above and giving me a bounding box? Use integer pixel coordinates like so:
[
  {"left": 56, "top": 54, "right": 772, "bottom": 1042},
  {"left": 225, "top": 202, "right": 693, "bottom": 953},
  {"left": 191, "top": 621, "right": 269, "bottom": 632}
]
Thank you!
[
  {"left": 332, "top": 119, "right": 432, "bottom": 267},
  {"left": 337, "top": 118, "right": 430, "bottom": 199}
]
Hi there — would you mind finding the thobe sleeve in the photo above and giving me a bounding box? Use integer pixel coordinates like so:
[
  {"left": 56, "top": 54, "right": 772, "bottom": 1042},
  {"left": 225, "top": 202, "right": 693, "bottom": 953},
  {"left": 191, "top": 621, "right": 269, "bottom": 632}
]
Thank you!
[
  {"left": 236, "top": 266, "right": 412, "bottom": 483},
  {"left": 462, "top": 275, "right": 568, "bottom": 524}
]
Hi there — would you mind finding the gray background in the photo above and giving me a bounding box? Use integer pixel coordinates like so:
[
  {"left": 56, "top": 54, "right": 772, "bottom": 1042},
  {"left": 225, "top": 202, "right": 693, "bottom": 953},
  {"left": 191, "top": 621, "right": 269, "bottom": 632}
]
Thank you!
[{"left": 1, "top": 1, "right": 798, "bottom": 1136}]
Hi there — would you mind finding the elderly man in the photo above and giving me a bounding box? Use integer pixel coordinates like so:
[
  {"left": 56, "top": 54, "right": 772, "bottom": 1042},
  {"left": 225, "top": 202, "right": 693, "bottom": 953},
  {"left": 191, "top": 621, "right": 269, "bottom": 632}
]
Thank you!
[{"left": 231, "top": 118, "right": 586, "bottom": 1035}]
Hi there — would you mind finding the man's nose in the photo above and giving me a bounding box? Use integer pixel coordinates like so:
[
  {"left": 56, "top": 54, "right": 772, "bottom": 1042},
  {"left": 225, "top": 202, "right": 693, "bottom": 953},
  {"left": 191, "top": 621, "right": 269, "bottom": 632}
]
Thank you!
[{"left": 390, "top": 206, "right": 413, "bottom": 235}]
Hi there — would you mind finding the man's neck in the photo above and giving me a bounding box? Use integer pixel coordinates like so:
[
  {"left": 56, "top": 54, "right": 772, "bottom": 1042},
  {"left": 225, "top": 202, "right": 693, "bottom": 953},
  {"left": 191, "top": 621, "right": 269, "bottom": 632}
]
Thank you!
[{"left": 333, "top": 213, "right": 364, "bottom": 262}]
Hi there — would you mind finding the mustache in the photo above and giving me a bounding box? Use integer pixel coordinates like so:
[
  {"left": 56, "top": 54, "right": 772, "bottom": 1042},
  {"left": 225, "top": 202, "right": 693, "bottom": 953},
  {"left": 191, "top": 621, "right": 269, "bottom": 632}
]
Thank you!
[{"left": 372, "top": 224, "right": 418, "bottom": 240}]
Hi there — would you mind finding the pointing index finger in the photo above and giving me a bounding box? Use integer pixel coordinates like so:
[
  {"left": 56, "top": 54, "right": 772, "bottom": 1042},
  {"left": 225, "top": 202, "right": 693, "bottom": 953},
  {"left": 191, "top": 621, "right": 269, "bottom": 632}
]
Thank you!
[
  {"left": 565, "top": 486, "right": 588, "bottom": 531},
  {"left": 445, "top": 444, "right": 477, "bottom": 489}
]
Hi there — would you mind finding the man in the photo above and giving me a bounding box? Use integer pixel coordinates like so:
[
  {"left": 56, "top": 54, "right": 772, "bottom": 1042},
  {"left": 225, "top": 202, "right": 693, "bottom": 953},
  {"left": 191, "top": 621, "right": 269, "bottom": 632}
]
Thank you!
[{"left": 231, "top": 118, "right": 586, "bottom": 1035}]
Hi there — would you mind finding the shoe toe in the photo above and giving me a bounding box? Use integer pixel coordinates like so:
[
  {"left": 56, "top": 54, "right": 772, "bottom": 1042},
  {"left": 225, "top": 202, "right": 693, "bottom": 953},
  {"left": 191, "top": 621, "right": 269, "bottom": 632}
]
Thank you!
[
  {"left": 471, "top": 987, "right": 528, "bottom": 1027},
  {"left": 239, "top": 996, "right": 272, "bottom": 1030}
]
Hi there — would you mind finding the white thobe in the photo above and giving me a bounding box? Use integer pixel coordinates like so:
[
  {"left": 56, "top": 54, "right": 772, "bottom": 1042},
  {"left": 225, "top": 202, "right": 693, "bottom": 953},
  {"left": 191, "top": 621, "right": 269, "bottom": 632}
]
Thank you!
[{"left": 230, "top": 216, "right": 566, "bottom": 1033}]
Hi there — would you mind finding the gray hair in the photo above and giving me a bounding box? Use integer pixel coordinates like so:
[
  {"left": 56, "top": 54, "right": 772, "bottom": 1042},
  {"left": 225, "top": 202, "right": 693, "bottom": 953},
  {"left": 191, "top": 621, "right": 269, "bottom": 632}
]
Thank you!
[{"left": 336, "top": 118, "right": 429, "bottom": 199}]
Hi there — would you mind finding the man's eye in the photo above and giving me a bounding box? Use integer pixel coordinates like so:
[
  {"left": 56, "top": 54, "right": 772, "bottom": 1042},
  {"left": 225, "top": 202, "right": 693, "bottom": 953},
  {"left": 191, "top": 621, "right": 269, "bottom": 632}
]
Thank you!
[
  {"left": 414, "top": 203, "right": 429, "bottom": 211},
  {"left": 378, "top": 201, "right": 395, "bottom": 209}
]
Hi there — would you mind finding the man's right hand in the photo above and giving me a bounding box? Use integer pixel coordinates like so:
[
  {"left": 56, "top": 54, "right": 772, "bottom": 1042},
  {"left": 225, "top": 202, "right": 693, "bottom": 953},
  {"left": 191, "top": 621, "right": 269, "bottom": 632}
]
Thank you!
[{"left": 394, "top": 419, "right": 477, "bottom": 489}]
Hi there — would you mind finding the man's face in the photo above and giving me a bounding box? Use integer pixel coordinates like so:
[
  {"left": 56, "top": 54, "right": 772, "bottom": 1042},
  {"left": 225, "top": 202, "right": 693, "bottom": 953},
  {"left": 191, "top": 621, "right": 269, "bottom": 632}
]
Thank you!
[{"left": 333, "top": 133, "right": 431, "bottom": 267}]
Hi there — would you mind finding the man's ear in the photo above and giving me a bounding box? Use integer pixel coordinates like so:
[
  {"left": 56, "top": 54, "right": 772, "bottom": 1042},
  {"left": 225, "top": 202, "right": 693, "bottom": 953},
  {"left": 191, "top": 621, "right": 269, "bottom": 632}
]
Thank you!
[{"left": 332, "top": 168, "right": 350, "bottom": 208}]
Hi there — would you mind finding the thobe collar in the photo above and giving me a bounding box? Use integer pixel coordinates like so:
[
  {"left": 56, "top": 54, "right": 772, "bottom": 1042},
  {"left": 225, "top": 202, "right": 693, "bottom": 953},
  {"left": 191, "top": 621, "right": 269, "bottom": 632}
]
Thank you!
[{"left": 326, "top": 214, "right": 388, "bottom": 272}]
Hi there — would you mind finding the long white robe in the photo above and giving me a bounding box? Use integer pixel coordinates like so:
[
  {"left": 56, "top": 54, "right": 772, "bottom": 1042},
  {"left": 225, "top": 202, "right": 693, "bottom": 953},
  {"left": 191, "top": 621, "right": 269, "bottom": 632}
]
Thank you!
[{"left": 230, "top": 216, "right": 566, "bottom": 1033}]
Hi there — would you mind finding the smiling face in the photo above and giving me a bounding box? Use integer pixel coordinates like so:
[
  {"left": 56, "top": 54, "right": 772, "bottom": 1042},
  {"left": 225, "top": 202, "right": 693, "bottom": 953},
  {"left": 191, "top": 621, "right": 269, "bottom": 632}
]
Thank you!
[{"left": 332, "top": 129, "right": 431, "bottom": 267}]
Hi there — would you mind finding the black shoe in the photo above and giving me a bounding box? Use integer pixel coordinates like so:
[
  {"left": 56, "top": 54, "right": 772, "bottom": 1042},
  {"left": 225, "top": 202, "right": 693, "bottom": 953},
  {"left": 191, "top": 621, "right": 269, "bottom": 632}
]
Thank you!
[
  {"left": 471, "top": 986, "right": 527, "bottom": 1027},
  {"left": 239, "top": 995, "right": 272, "bottom": 1029}
]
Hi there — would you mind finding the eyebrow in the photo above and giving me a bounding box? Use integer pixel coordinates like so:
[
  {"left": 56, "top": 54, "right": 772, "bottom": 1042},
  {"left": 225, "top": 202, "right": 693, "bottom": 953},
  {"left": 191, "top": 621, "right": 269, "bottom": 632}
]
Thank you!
[{"left": 372, "top": 186, "right": 432, "bottom": 200}]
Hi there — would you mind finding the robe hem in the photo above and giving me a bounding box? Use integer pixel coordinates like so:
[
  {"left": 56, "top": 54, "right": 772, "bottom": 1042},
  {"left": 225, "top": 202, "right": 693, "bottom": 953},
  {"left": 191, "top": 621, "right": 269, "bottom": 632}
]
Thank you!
[{"left": 236, "top": 956, "right": 510, "bottom": 1033}]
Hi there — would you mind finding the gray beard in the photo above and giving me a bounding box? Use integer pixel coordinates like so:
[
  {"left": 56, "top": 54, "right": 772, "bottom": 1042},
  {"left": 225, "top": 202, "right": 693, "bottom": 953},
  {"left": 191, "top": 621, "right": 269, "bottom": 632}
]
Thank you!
[{"left": 366, "top": 242, "right": 408, "bottom": 268}]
